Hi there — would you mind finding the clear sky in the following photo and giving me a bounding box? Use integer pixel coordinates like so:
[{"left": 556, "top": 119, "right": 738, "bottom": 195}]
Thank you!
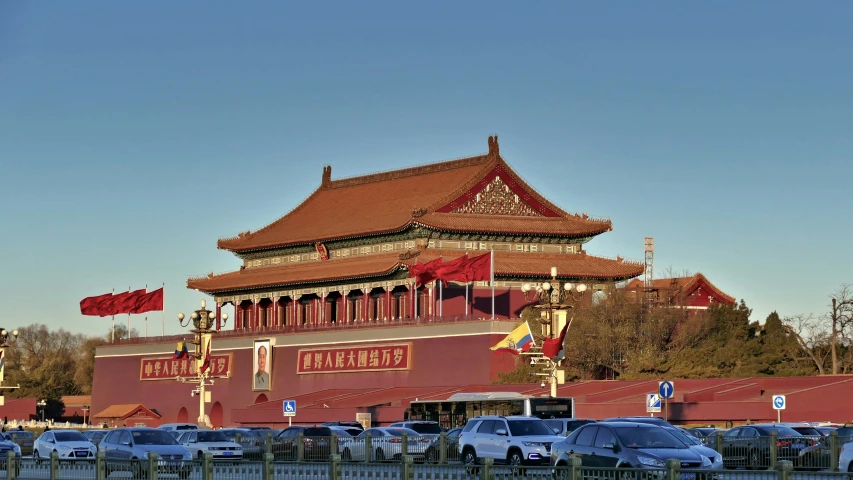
[{"left": 1, "top": 1, "right": 851, "bottom": 338}]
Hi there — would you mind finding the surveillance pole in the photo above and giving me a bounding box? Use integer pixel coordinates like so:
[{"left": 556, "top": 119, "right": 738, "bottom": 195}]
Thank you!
[
  {"left": 177, "top": 300, "right": 227, "bottom": 428},
  {"left": 0, "top": 329, "right": 21, "bottom": 408}
]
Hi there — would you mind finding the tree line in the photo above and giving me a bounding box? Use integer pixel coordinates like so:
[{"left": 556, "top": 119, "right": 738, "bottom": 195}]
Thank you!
[
  {"left": 497, "top": 283, "right": 853, "bottom": 383},
  {"left": 2, "top": 324, "right": 138, "bottom": 419}
]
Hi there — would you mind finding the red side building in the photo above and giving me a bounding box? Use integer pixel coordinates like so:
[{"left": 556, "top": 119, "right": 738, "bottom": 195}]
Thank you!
[{"left": 622, "top": 273, "right": 736, "bottom": 309}]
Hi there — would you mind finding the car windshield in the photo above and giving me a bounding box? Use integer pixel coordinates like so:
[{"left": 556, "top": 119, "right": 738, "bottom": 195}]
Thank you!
[
  {"left": 54, "top": 432, "right": 87, "bottom": 442},
  {"left": 758, "top": 426, "right": 802, "bottom": 437},
  {"left": 197, "top": 432, "right": 228, "bottom": 442},
  {"left": 667, "top": 429, "right": 698, "bottom": 446},
  {"left": 792, "top": 427, "right": 821, "bottom": 436},
  {"left": 407, "top": 423, "right": 442, "bottom": 435},
  {"left": 615, "top": 427, "right": 686, "bottom": 449},
  {"left": 132, "top": 430, "right": 179, "bottom": 445},
  {"left": 544, "top": 420, "right": 564, "bottom": 434},
  {"left": 303, "top": 428, "right": 333, "bottom": 437},
  {"left": 507, "top": 420, "right": 555, "bottom": 436}
]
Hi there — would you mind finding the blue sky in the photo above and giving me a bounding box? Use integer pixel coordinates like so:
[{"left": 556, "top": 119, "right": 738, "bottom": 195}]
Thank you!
[{"left": 1, "top": 1, "right": 851, "bottom": 338}]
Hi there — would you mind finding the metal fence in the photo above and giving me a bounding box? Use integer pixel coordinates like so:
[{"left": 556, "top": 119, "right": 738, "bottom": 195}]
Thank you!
[
  {"left": 708, "top": 431, "right": 853, "bottom": 471},
  {"left": 2, "top": 451, "right": 853, "bottom": 480}
]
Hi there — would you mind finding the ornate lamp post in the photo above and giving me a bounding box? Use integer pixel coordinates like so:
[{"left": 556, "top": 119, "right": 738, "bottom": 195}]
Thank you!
[
  {"left": 519, "top": 267, "right": 587, "bottom": 397},
  {"left": 177, "top": 300, "right": 228, "bottom": 428},
  {"left": 0, "top": 328, "right": 20, "bottom": 406}
]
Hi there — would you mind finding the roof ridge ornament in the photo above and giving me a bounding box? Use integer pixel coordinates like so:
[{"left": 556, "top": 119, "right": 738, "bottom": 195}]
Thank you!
[
  {"left": 321, "top": 165, "right": 332, "bottom": 187},
  {"left": 411, "top": 207, "right": 427, "bottom": 218},
  {"left": 399, "top": 249, "right": 421, "bottom": 261},
  {"left": 488, "top": 135, "right": 500, "bottom": 158}
]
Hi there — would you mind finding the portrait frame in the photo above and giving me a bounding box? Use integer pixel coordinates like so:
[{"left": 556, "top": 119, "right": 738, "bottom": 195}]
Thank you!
[{"left": 253, "top": 339, "right": 272, "bottom": 391}]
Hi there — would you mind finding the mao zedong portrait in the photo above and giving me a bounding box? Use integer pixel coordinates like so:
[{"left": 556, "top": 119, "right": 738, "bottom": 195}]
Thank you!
[{"left": 254, "top": 344, "right": 270, "bottom": 390}]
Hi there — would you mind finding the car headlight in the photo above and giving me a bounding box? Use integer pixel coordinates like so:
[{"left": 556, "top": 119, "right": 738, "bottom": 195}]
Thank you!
[
  {"left": 236, "top": 446, "right": 242, "bottom": 450},
  {"left": 183, "top": 452, "right": 192, "bottom": 460},
  {"left": 702, "top": 456, "right": 712, "bottom": 467},
  {"left": 637, "top": 456, "right": 666, "bottom": 468}
]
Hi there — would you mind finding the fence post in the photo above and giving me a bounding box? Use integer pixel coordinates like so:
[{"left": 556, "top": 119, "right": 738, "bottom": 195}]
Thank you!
[
  {"left": 203, "top": 452, "right": 213, "bottom": 480},
  {"left": 714, "top": 431, "right": 724, "bottom": 454},
  {"left": 263, "top": 453, "right": 274, "bottom": 480},
  {"left": 330, "top": 434, "right": 338, "bottom": 462},
  {"left": 365, "top": 433, "right": 372, "bottom": 462},
  {"left": 402, "top": 455, "right": 414, "bottom": 480},
  {"left": 769, "top": 430, "right": 778, "bottom": 469},
  {"left": 479, "top": 457, "right": 493, "bottom": 480},
  {"left": 776, "top": 460, "right": 793, "bottom": 480},
  {"left": 297, "top": 433, "right": 305, "bottom": 462},
  {"left": 438, "top": 432, "right": 447, "bottom": 464},
  {"left": 829, "top": 431, "right": 839, "bottom": 472},
  {"left": 6, "top": 450, "right": 16, "bottom": 480},
  {"left": 567, "top": 456, "right": 582, "bottom": 480},
  {"left": 96, "top": 451, "right": 106, "bottom": 480},
  {"left": 147, "top": 450, "right": 158, "bottom": 480},
  {"left": 401, "top": 432, "right": 408, "bottom": 460},
  {"left": 265, "top": 432, "right": 272, "bottom": 456},
  {"left": 665, "top": 458, "right": 680, "bottom": 480},
  {"left": 329, "top": 454, "right": 341, "bottom": 480},
  {"left": 49, "top": 451, "right": 58, "bottom": 480}
]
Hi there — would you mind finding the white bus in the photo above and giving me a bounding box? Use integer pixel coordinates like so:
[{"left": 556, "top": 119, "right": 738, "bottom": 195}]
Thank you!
[{"left": 405, "top": 392, "right": 575, "bottom": 429}]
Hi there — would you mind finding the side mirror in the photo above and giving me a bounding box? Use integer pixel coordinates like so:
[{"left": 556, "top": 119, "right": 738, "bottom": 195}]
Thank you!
[
  {"left": 603, "top": 442, "right": 619, "bottom": 452},
  {"left": 121, "top": 441, "right": 131, "bottom": 446},
  {"left": 495, "top": 429, "right": 508, "bottom": 436}
]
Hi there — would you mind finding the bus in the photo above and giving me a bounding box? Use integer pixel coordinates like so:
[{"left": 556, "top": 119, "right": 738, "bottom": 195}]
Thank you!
[{"left": 405, "top": 392, "right": 575, "bottom": 429}]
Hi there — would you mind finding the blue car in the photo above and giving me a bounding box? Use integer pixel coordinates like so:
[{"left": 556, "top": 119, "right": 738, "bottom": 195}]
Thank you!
[{"left": 99, "top": 428, "right": 193, "bottom": 478}]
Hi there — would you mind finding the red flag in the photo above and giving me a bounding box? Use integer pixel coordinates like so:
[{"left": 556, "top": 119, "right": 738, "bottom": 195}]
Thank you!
[
  {"left": 542, "top": 320, "right": 571, "bottom": 359},
  {"left": 131, "top": 288, "right": 164, "bottom": 314},
  {"left": 434, "top": 254, "right": 470, "bottom": 285},
  {"left": 80, "top": 293, "right": 115, "bottom": 316},
  {"left": 200, "top": 341, "right": 211, "bottom": 374},
  {"left": 410, "top": 257, "right": 444, "bottom": 286},
  {"left": 117, "top": 289, "right": 147, "bottom": 314},
  {"left": 98, "top": 292, "right": 128, "bottom": 317},
  {"left": 461, "top": 252, "right": 492, "bottom": 282}
]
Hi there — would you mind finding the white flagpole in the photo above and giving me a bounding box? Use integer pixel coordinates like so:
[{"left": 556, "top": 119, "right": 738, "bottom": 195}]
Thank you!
[
  {"left": 145, "top": 316, "right": 148, "bottom": 337},
  {"left": 491, "top": 249, "right": 495, "bottom": 319},
  {"left": 127, "top": 285, "right": 131, "bottom": 337},
  {"left": 111, "top": 288, "right": 115, "bottom": 342},
  {"left": 465, "top": 282, "right": 469, "bottom": 316},
  {"left": 439, "top": 280, "right": 443, "bottom": 318}
]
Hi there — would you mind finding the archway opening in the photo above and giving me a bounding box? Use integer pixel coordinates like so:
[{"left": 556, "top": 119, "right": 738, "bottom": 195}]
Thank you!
[
  {"left": 210, "top": 402, "right": 224, "bottom": 429},
  {"left": 177, "top": 407, "right": 189, "bottom": 423},
  {"left": 255, "top": 393, "right": 269, "bottom": 404}
]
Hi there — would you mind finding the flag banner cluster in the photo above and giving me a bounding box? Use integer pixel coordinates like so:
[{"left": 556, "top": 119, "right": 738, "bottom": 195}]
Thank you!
[
  {"left": 409, "top": 252, "right": 492, "bottom": 287},
  {"left": 490, "top": 321, "right": 535, "bottom": 355},
  {"left": 174, "top": 340, "right": 189, "bottom": 359},
  {"left": 541, "top": 318, "right": 572, "bottom": 359},
  {"left": 79, "top": 288, "right": 164, "bottom": 317}
]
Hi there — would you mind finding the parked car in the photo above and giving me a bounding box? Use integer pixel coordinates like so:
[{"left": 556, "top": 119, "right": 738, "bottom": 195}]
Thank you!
[
  {"left": 220, "top": 428, "right": 264, "bottom": 460},
  {"left": 81, "top": 430, "right": 108, "bottom": 446},
  {"left": 33, "top": 430, "right": 97, "bottom": 462},
  {"left": 550, "top": 422, "right": 712, "bottom": 475},
  {"left": 177, "top": 430, "right": 242, "bottom": 461},
  {"left": 388, "top": 421, "right": 443, "bottom": 435},
  {"left": 322, "top": 422, "right": 365, "bottom": 433},
  {"left": 720, "top": 424, "right": 811, "bottom": 469},
  {"left": 0, "top": 437, "right": 21, "bottom": 476},
  {"left": 423, "top": 427, "right": 462, "bottom": 463},
  {"left": 543, "top": 418, "right": 597, "bottom": 437},
  {"left": 3, "top": 431, "right": 34, "bottom": 456},
  {"left": 342, "top": 427, "right": 426, "bottom": 463},
  {"left": 273, "top": 426, "right": 353, "bottom": 462},
  {"left": 98, "top": 427, "right": 192, "bottom": 479},
  {"left": 458, "top": 415, "right": 562, "bottom": 467}
]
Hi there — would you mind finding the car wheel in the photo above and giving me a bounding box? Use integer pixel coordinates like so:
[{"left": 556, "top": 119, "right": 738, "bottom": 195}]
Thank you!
[
  {"left": 374, "top": 448, "right": 385, "bottom": 462},
  {"left": 749, "top": 449, "right": 761, "bottom": 470},
  {"left": 462, "top": 448, "right": 479, "bottom": 474},
  {"left": 341, "top": 448, "right": 352, "bottom": 462},
  {"left": 33, "top": 449, "right": 40, "bottom": 464},
  {"left": 553, "top": 461, "right": 569, "bottom": 480}
]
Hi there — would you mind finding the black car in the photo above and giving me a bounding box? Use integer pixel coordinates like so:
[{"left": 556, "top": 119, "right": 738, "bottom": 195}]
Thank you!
[
  {"left": 720, "top": 424, "right": 811, "bottom": 469},
  {"left": 551, "top": 422, "right": 711, "bottom": 473},
  {"left": 322, "top": 422, "right": 365, "bottom": 432},
  {"left": 423, "top": 427, "right": 462, "bottom": 463},
  {"left": 272, "top": 426, "right": 351, "bottom": 461}
]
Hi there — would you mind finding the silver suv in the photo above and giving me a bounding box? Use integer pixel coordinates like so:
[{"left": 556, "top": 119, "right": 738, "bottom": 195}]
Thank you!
[{"left": 458, "top": 416, "right": 562, "bottom": 466}]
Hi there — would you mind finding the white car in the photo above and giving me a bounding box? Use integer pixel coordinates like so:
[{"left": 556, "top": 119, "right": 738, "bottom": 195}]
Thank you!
[
  {"left": 177, "top": 430, "right": 243, "bottom": 461},
  {"left": 342, "top": 427, "right": 428, "bottom": 462},
  {"left": 839, "top": 442, "right": 853, "bottom": 472},
  {"left": 34, "top": 430, "right": 97, "bottom": 462}
]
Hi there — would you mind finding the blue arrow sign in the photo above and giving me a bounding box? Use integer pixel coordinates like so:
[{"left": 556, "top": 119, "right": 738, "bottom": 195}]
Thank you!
[
  {"left": 283, "top": 400, "right": 296, "bottom": 416},
  {"left": 658, "top": 381, "right": 674, "bottom": 399},
  {"left": 772, "top": 395, "right": 786, "bottom": 410}
]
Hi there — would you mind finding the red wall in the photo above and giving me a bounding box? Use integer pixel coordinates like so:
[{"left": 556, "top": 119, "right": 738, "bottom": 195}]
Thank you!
[{"left": 0, "top": 398, "right": 36, "bottom": 423}]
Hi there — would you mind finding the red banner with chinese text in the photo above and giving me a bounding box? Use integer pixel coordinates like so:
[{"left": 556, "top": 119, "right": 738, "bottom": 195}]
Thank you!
[
  {"left": 296, "top": 343, "right": 412, "bottom": 375},
  {"left": 140, "top": 354, "right": 232, "bottom": 380}
]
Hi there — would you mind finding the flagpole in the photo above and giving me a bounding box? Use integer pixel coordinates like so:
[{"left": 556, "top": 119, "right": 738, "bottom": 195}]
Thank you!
[
  {"left": 465, "top": 282, "right": 469, "bottom": 316},
  {"left": 111, "top": 288, "right": 115, "bottom": 342},
  {"left": 127, "top": 286, "right": 131, "bottom": 338},
  {"left": 145, "top": 316, "right": 148, "bottom": 337},
  {"left": 439, "top": 280, "right": 443, "bottom": 318},
  {"left": 490, "top": 249, "right": 495, "bottom": 319}
]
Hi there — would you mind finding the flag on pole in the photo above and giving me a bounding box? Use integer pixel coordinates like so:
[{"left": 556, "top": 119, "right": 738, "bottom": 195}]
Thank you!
[
  {"left": 542, "top": 318, "right": 573, "bottom": 359},
  {"left": 490, "top": 321, "right": 535, "bottom": 355},
  {"left": 200, "top": 340, "right": 211, "bottom": 374},
  {"left": 174, "top": 340, "right": 189, "bottom": 359},
  {"left": 80, "top": 293, "right": 115, "bottom": 316},
  {"left": 131, "top": 288, "right": 164, "bottom": 314}
]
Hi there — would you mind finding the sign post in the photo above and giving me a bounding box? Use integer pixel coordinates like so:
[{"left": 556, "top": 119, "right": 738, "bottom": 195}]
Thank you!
[
  {"left": 646, "top": 393, "right": 661, "bottom": 414},
  {"left": 658, "top": 381, "right": 674, "bottom": 422},
  {"left": 283, "top": 400, "right": 296, "bottom": 427},
  {"left": 772, "top": 395, "right": 786, "bottom": 423}
]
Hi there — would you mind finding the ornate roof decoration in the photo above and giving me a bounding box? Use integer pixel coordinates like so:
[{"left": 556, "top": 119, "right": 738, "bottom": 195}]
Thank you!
[{"left": 623, "top": 273, "right": 736, "bottom": 306}]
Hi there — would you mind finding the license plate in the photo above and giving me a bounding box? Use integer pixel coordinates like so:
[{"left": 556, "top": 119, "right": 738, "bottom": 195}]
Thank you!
[
  {"left": 223, "top": 452, "right": 233, "bottom": 456},
  {"left": 682, "top": 473, "right": 695, "bottom": 480}
]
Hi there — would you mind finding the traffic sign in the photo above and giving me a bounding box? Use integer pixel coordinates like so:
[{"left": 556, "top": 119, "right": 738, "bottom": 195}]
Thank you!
[
  {"left": 646, "top": 393, "right": 661, "bottom": 413},
  {"left": 283, "top": 400, "right": 296, "bottom": 417},
  {"left": 772, "top": 395, "right": 786, "bottom": 410},
  {"left": 658, "top": 381, "right": 675, "bottom": 399}
]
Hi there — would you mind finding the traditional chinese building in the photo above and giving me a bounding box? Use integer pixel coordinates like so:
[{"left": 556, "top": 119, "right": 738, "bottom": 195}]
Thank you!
[
  {"left": 92, "top": 136, "right": 645, "bottom": 427},
  {"left": 622, "top": 273, "right": 736, "bottom": 309}
]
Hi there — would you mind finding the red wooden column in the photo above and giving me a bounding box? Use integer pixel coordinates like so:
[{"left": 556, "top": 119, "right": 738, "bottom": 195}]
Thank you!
[
  {"left": 385, "top": 288, "right": 391, "bottom": 320},
  {"left": 410, "top": 284, "right": 416, "bottom": 318},
  {"left": 215, "top": 303, "right": 222, "bottom": 331}
]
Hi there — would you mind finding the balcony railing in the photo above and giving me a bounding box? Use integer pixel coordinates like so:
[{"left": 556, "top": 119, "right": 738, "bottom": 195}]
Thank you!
[{"left": 110, "top": 314, "right": 506, "bottom": 345}]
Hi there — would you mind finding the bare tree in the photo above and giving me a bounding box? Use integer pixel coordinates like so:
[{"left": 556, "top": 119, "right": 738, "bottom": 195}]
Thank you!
[
  {"left": 784, "top": 314, "right": 831, "bottom": 375},
  {"left": 828, "top": 284, "right": 853, "bottom": 374}
]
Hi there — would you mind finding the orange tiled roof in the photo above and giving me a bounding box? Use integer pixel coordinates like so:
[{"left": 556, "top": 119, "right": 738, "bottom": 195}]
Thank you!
[
  {"left": 189, "top": 249, "right": 643, "bottom": 294},
  {"left": 61, "top": 395, "right": 91, "bottom": 406},
  {"left": 623, "top": 273, "right": 735, "bottom": 305},
  {"left": 91, "top": 404, "right": 161, "bottom": 420},
  {"left": 216, "top": 138, "right": 611, "bottom": 252}
]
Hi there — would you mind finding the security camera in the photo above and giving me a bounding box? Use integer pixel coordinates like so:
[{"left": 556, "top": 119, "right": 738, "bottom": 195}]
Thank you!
[
  {"left": 540, "top": 382, "right": 546, "bottom": 388},
  {"left": 191, "top": 389, "right": 200, "bottom": 397},
  {"left": 530, "top": 358, "right": 535, "bottom": 366}
]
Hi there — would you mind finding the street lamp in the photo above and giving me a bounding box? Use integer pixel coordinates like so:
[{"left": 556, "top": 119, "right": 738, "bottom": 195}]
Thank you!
[
  {"left": 177, "top": 300, "right": 228, "bottom": 428},
  {"left": 37, "top": 400, "right": 46, "bottom": 422},
  {"left": 0, "top": 329, "right": 20, "bottom": 406},
  {"left": 519, "top": 266, "right": 587, "bottom": 397}
]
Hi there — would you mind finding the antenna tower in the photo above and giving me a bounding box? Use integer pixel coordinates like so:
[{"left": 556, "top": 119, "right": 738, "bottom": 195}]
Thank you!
[{"left": 644, "top": 237, "right": 654, "bottom": 307}]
